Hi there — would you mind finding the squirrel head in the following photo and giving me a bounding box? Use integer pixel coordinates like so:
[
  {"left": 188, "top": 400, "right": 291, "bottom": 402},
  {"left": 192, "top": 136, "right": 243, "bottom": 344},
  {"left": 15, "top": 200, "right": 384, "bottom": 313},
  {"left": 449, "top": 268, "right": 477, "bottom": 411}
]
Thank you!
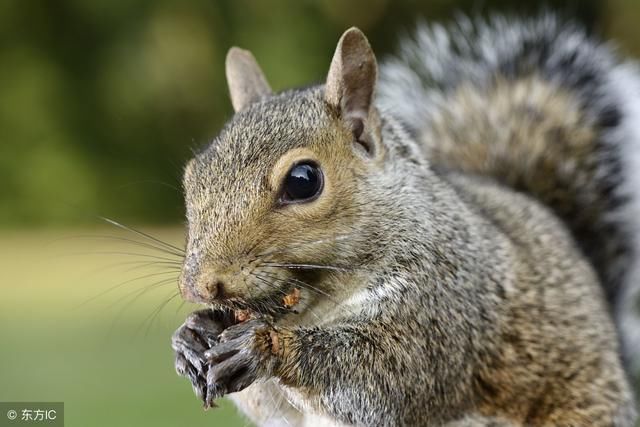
[{"left": 180, "top": 28, "right": 390, "bottom": 315}]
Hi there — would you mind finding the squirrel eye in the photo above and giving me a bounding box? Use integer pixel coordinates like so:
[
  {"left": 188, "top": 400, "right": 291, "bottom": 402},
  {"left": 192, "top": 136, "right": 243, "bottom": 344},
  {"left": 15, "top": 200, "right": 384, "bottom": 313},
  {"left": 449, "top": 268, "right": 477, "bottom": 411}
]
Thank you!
[{"left": 280, "top": 162, "right": 323, "bottom": 204}]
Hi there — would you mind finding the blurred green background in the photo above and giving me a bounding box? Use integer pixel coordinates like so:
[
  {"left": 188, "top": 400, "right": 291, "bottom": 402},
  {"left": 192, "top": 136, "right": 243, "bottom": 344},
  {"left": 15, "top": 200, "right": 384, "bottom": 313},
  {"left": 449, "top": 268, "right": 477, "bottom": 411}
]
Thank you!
[{"left": 2, "top": 0, "right": 640, "bottom": 426}]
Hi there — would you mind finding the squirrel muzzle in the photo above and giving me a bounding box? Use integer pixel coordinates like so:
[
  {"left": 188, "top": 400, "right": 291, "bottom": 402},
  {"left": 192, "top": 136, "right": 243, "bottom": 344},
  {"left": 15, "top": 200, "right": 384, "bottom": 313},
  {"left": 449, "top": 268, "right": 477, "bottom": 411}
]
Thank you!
[{"left": 179, "top": 257, "right": 239, "bottom": 304}]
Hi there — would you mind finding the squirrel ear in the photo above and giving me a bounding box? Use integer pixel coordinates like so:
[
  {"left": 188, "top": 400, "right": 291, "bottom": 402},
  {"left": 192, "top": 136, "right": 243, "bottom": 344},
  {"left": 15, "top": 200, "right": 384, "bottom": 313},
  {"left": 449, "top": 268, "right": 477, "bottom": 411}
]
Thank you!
[
  {"left": 325, "top": 27, "right": 378, "bottom": 130},
  {"left": 225, "top": 47, "right": 272, "bottom": 112}
]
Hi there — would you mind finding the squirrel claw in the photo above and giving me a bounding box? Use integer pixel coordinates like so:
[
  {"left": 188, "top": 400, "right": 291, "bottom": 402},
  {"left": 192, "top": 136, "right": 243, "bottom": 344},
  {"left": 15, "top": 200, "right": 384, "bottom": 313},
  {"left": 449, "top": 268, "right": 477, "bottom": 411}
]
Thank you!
[
  {"left": 203, "top": 402, "right": 218, "bottom": 411},
  {"left": 173, "top": 309, "right": 231, "bottom": 408},
  {"left": 203, "top": 390, "right": 220, "bottom": 410},
  {"left": 173, "top": 312, "right": 278, "bottom": 405},
  {"left": 203, "top": 319, "right": 275, "bottom": 397}
]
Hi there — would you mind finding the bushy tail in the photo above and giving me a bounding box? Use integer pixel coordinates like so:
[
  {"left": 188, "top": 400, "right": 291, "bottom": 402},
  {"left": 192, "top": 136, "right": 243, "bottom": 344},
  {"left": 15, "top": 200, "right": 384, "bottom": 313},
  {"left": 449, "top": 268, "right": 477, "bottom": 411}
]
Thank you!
[{"left": 378, "top": 14, "right": 640, "bottom": 371}]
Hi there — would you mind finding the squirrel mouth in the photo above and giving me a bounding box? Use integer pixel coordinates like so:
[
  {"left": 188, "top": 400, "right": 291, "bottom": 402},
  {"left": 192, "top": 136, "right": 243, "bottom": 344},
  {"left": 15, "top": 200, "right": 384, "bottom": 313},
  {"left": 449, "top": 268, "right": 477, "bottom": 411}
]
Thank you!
[{"left": 206, "top": 287, "right": 301, "bottom": 321}]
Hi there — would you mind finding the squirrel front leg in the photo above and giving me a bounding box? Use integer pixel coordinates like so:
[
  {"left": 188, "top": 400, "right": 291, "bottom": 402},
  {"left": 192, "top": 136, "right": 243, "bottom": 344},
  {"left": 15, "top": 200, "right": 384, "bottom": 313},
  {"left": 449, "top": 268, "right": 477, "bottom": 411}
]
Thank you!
[
  {"left": 205, "top": 315, "right": 471, "bottom": 426},
  {"left": 273, "top": 322, "right": 408, "bottom": 426}
]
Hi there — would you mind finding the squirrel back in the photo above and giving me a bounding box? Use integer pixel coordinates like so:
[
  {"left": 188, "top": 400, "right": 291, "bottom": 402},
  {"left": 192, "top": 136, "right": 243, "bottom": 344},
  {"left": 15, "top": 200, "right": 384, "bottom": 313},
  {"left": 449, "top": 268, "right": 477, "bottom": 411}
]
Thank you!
[{"left": 379, "top": 14, "right": 640, "bottom": 369}]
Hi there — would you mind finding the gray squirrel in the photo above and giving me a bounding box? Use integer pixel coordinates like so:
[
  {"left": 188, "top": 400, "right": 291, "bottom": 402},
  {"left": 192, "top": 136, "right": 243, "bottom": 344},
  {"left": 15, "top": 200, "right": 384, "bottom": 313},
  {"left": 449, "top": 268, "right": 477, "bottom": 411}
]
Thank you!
[{"left": 170, "top": 14, "right": 640, "bottom": 426}]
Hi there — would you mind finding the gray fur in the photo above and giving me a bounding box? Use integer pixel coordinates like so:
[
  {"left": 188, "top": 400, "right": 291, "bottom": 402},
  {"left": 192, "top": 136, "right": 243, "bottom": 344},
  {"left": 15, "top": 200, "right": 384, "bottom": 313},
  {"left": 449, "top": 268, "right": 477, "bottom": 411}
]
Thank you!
[
  {"left": 379, "top": 13, "right": 640, "bottom": 369},
  {"left": 172, "top": 15, "right": 639, "bottom": 426}
]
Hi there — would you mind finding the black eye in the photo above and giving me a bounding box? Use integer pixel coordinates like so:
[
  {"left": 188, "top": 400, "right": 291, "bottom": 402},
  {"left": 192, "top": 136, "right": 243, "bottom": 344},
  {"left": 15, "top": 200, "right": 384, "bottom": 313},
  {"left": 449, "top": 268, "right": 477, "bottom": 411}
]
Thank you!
[{"left": 280, "top": 162, "right": 323, "bottom": 204}]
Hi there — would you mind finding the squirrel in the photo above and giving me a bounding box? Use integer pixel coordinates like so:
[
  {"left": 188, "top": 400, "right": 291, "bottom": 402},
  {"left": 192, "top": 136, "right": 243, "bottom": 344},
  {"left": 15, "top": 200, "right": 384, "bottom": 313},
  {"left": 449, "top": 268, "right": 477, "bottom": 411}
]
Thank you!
[{"left": 170, "top": 14, "right": 640, "bottom": 426}]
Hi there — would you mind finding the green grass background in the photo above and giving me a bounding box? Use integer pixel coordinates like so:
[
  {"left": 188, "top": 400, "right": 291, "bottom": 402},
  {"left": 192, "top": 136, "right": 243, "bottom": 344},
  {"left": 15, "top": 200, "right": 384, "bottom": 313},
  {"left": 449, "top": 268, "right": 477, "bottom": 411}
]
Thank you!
[{"left": 0, "top": 228, "right": 246, "bottom": 426}]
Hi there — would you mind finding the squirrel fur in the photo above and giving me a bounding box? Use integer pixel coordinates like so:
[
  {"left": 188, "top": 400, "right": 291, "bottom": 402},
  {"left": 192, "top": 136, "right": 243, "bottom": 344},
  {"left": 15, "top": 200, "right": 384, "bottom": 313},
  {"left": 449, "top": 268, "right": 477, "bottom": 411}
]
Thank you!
[{"left": 171, "top": 14, "right": 640, "bottom": 426}]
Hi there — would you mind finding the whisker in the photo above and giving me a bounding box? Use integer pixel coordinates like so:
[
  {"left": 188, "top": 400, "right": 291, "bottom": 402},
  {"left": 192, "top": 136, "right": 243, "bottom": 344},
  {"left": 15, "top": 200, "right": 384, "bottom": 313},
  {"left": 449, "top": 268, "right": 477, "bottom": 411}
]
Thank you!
[
  {"left": 251, "top": 274, "right": 286, "bottom": 304},
  {"left": 99, "top": 216, "right": 185, "bottom": 254},
  {"left": 174, "top": 299, "right": 189, "bottom": 315},
  {"left": 274, "top": 375, "right": 305, "bottom": 414},
  {"left": 107, "top": 277, "right": 178, "bottom": 311},
  {"left": 115, "top": 260, "right": 182, "bottom": 272},
  {"left": 259, "top": 381, "right": 293, "bottom": 427},
  {"left": 60, "top": 251, "right": 183, "bottom": 262},
  {"left": 140, "top": 291, "right": 181, "bottom": 337},
  {"left": 106, "top": 278, "right": 178, "bottom": 340},
  {"left": 242, "top": 270, "right": 260, "bottom": 313},
  {"left": 90, "top": 260, "right": 182, "bottom": 274},
  {"left": 78, "top": 270, "right": 181, "bottom": 307},
  {"left": 256, "top": 270, "right": 357, "bottom": 318},
  {"left": 245, "top": 238, "right": 263, "bottom": 257},
  {"left": 251, "top": 273, "right": 324, "bottom": 324},
  {"left": 70, "top": 260, "right": 180, "bottom": 287},
  {"left": 252, "top": 222, "right": 396, "bottom": 266},
  {"left": 54, "top": 234, "right": 185, "bottom": 257},
  {"left": 254, "top": 234, "right": 353, "bottom": 260},
  {"left": 260, "top": 262, "right": 353, "bottom": 273}
]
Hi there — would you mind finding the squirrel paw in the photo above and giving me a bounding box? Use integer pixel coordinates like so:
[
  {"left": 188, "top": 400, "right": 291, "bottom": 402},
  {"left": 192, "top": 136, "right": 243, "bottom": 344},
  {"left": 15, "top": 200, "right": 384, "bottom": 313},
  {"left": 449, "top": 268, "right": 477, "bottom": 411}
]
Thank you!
[
  {"left": 172, "top": 309, "right": 230, "bottom": 408},
  {"left": 203, "top": 319, "right": 279, "bottom": 408}
]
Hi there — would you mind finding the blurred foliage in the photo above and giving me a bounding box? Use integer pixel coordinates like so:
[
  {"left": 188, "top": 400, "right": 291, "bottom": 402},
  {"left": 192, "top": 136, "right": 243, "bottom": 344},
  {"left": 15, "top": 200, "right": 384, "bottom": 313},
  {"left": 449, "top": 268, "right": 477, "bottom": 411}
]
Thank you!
[{"left": 4, "top": 0, "right": 640, "bottom": 227}]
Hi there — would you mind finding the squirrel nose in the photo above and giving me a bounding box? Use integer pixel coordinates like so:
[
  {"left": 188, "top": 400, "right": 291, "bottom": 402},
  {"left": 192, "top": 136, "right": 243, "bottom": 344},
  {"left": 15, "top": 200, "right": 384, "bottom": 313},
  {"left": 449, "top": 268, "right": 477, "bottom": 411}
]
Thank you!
[
  {"left": 206, "top": 279, "right": 227, "bottom": 299},
  {"left": 179, "top": 257, "right": 235, "bottom": 302},
  {"left": 179, "top": 277, "right": 228, "bottom": 303},
  {"left": 179, "top": 268, "right": 228, "bottom": 302}
]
